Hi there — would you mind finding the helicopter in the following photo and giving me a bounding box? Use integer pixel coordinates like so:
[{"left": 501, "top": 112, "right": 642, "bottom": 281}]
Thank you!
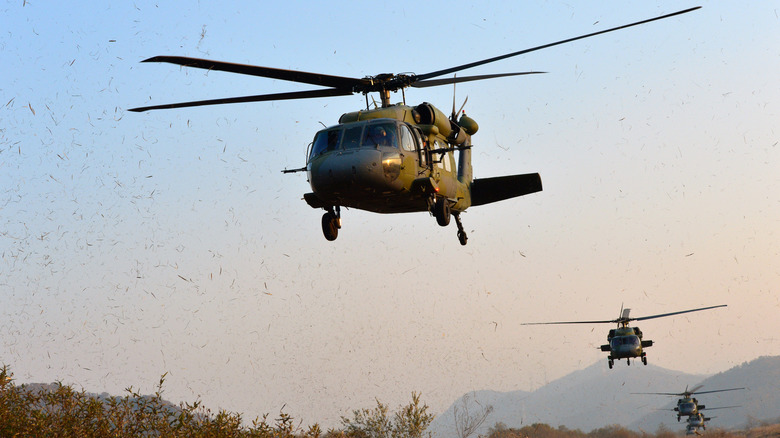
[
  {"left": 633, "top": 385, "right": 744, "bottom": 421},
  {"left": 685, "top": 422, "right": 706, "bottom": 436},
  {"left": 522, "top": 304, "right": 726, "bottom": 369},
  {"left": 129, "top": 7, "right": 700, "bottom": 245},
  {"left": 685, "top": 404, "right": 741, "bottom": 435},
  {"left": 685, "top": 412, "right": 717, "bottom": 434}
]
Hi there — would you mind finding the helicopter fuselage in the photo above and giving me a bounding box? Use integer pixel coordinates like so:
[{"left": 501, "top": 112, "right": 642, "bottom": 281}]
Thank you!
[
  {"left": 303, "top": 104, "right": 472, "bottom": 214},
  {"left": 298, "top": 101, "right": 541, "bottom": 244},
  {"left": 607, "top": 334, "right": 642, "bottom": 359},
  {"left": 601, "top": 326, "right": 653, "bottom": 367},
  {"left": 676, "top": 398, "right": 701, "bottom": 417}
]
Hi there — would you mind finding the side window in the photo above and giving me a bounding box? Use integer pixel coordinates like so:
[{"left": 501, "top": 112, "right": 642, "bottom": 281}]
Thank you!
[
  {"left": 310, "top": 128, "right": 342, "bottom": 158},
  {"left": 411, "top": 128, "right": 427, "bottom": 167},
  {"left": 399, "top": 125, "right": 416, "bottom": 152},
  {"left": 435, "top": 140, "right": 450, "bottom": 170},
  {"left": 342, "top": 125, "right": 363, "bottom": 149}
]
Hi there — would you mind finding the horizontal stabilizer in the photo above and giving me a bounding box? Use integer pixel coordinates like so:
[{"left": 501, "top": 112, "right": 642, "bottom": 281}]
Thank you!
[{"left": 470, "top": 173, "right": 542, "bottom": 207}]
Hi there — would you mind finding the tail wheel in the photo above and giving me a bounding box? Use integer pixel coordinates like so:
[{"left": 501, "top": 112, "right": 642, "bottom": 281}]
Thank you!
[
  {"left": 321, "top": 212, "right": 339, "bottom": 241},
  {"left": 433, "top": 197, "right": 451, "bottom": 226}
]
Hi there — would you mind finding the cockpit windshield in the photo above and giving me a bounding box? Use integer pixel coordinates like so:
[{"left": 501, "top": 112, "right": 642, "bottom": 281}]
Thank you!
[
  {"left": 610, "top": 335, "right": 640, "bottom": 348},
  {"left": 362, "top": 122, "right": 397, "bottom": 147},
  {"left": 311, "top": 128, "right": 342, "bottom": 157},
  {"left": 310, "top": 121, "right": 402, "bottom": 160}
]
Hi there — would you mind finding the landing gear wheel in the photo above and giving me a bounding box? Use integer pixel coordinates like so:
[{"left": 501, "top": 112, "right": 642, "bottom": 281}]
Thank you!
[
  {"left": 642, "top": 355, "right": 647, "bottom": 365},
  {"left": 322, "top": 212, "right": 338, "bottom": 241},
  {"left": 627, "top": 358, "right": 631, "bottom": 366},
  {"left": 608, "top": 359, "right": 613, "bottom": 369},
  {"left": 433, "top": 197, "right": 450, "bottom": 226},
  {"left": 454, "top": 212, "right": 468, "bottom": 245},
  {"left": 321, "top": 206, "right": 341, "bottom": 241}
]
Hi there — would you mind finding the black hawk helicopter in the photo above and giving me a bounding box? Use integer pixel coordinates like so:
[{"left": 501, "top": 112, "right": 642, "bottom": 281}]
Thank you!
[
  {"left": 633, "top": 385, "right": 744, "bottom": 421},
  {"left": 685, "top": 411, "right": 720, "bottom": 435},
  {"left": 522, "top": 304, "right": 726, "bottom": 369},
  {"left": 130, "top": 7, "right": 700, "bottom": 245}
]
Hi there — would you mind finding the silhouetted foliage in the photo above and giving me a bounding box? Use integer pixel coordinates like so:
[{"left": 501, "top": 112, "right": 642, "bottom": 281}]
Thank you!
[
  {"left": 0, "top": 365, "right": 435, "bottom": 437},
  {"left": 340, "top": 392, "right": 434, "bottom": 438},
  {"left": 4, "top": 364, "right": 780, "bottom": 438}
]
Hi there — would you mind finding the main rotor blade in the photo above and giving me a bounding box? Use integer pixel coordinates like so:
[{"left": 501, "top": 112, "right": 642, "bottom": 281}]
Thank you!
[
  {"left": 632, "top": 304, "right": 726, "bottom": 322},
  {"left": 522, "top": 319, "right": 617, "bottom": 325},
  {"left": 411, "top": 71, "right": 545, "bottom": 88},
  {"left": 632, "top": 385, "right": 743, "bottom": 397},
  {"left": 415, "top": 7, "right": 701, "bottom": 81},
  {"left": 702, "top": 405, "right": 742, "bottom": 411},
  {"left": 687, "top": 384, "right": 705, "bottom": 395},
  {"left": 693, "top": 388, "right": 744, "bottom": 396},
  {"left": 128, "top": 88, "right": 353, "bottom": 112},
  {"left": 141, "top": 56, "right": 367, "bottom": 90}
]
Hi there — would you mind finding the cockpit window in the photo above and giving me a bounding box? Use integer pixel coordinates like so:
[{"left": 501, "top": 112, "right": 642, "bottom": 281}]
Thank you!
[
  {"left": 611, "top": 335, "right": 640, "bottom": 347},
  {"left": 342, "top": 125, "right": 363, "bottom": 149},
  {"left": 311, "top": 128, "right": 342, "bottom": 157},
  {"left": 362, "top": 122, "right": 397, "bottom": 147}
]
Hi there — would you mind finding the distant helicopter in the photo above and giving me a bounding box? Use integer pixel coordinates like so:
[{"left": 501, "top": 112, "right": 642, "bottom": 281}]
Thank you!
[
  {"left": 130, "top": 8, "right": 700, "bottom": 245},
  {"left": 634, "top": 385, "right": 744, "bottom": 421},
  {"left": 686, "top": 412, "right": 716, "bottom": 435},
  {"left": 522, "top": 304, "right": 726, "bottom": 369},
  {"left": 685, "top": 422, "right": 706, "bottom": 436}
]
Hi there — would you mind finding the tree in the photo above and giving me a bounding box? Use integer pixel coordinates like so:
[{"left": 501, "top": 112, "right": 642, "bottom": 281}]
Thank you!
[
  {"left": 453, "top": 392, "right": 494, "bottom": 438},
  {"left": 340, "top": 392, "right": 434, "bottom": 438}
]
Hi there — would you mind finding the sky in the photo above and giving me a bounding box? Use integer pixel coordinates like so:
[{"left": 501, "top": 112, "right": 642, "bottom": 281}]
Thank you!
[{"left": 2, "top": 0, "right": 779, "bottom": 429}]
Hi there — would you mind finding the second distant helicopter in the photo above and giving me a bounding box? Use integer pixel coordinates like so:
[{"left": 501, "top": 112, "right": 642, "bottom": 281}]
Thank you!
[{"left": 523, "top": 304, "right": 727, "bottom": 369}]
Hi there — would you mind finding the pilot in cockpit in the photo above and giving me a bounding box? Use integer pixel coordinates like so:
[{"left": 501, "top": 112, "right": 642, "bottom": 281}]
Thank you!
[{"left": 367, "top": 125, "right": 394, "bottom": 147}]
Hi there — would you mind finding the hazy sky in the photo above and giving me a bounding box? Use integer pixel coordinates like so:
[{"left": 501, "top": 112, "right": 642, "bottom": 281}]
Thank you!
[{"left": 2, "top": 0, "right": 778, "bottom": 429}]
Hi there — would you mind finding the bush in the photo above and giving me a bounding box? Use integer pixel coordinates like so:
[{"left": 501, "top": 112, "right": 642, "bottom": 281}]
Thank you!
[{"left": 0, "top": 365, "right": 433, "bottom": 438}]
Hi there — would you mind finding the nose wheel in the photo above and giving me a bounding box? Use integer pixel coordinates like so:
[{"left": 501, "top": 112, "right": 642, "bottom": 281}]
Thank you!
[{"left": 321, "top": 206, "right": 341, "bottom": 241}]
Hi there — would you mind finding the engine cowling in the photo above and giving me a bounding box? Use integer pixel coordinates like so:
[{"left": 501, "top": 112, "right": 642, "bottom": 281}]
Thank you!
[
  {"left": 414, "top": 102, "right": 467, "bottom": 145},
  {"left": 458, "top": 113, "right": 478, "bottom": 135}
]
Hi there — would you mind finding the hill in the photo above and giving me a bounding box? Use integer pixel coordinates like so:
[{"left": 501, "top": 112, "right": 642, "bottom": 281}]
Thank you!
[
  {"left": 431, "top": 356, "right": 780, "bottom": 437},
  {"left": 631, "top": 356, "right": 780, "bottom": 432}
]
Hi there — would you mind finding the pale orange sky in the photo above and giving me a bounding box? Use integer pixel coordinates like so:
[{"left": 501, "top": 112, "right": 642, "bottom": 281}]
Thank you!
[{"left": 1, "top": 0, "right": 778, "bottom": 428}]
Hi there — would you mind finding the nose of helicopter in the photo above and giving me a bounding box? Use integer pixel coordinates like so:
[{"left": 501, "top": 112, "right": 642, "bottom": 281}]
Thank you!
[
  {"left": 308, "top": 148, "right": 401, "bottom": 197},
  {"left": 610, "top": 335, "right": 642, "bottom": 358}
]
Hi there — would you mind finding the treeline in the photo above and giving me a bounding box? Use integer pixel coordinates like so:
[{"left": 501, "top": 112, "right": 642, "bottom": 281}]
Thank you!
[
  {"left": 2, "top": 365, "right": 779, "bottom": 438},
  {"left": 0, "top": 365, "right": 432, "bottom": 437}
]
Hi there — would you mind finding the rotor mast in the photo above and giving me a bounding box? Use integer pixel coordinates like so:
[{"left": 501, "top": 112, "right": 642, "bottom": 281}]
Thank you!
[{"left": 379, "top": 89, "right": 392, "bottom": 108}]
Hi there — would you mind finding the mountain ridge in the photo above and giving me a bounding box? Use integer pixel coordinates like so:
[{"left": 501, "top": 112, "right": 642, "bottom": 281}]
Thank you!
[{"left": 431, "top": 356, "right": 780, "bottom": 437}]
